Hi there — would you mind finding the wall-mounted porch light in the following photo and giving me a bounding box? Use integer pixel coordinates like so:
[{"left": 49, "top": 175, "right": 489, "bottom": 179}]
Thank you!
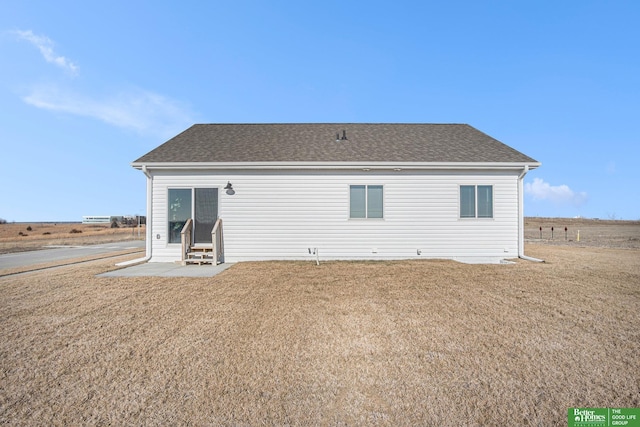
[{"left": 224, "top": 181, "right": 235, "bottom": 195}]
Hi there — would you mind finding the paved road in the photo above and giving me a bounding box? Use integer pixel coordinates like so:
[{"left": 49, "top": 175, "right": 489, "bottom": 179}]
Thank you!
[{"left": 0, "top": 241, "right": 145, "bottom": 270}]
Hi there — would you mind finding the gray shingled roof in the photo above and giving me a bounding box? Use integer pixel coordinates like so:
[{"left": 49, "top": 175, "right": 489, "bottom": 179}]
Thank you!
[{"left": 133, "top": 123, "right": 539, "bottom": 164}]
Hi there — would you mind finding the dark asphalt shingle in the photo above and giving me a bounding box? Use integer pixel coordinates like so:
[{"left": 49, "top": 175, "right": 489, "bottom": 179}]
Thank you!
[{"left": 133, "top": 123, "right": 539, "bottom": 164}]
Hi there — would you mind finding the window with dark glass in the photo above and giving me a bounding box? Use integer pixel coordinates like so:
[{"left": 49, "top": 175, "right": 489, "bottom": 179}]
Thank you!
[
  {"left": 477, "top": 185, "right": 493, "bottom": 218},
  {"left": 350, "top": 185, "right": 383, "bottom": 219},
  {"left": 460, "top": 185, "right": 493, "bottom": 218}
]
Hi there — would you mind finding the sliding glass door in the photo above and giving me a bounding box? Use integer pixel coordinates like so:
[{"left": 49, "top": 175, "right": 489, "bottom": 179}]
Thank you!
[{"left": 168, "top": 188, "right": 218, "bottom": 244}]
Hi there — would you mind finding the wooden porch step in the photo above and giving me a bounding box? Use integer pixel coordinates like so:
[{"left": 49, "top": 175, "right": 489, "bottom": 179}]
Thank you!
[
  {"left": 183, "top": 245, "right": 215, "bottom": 265},
  {"left": 180, "top": 217, "right": 224, "bottom": 266},
  {"left": 190, "top": 245, "right": 213, "bottom": 252},
  {"left": 184, "top": 259, "right": 213, "bottom": 265}
]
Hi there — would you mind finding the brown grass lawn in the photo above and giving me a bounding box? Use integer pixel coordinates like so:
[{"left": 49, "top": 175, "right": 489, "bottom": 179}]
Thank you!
[
  {"left": 0, "top": 227, "right": 639, "bottom": 425},
  {"left": 0, "top": 222, "right": 144, "bottom": 254}
]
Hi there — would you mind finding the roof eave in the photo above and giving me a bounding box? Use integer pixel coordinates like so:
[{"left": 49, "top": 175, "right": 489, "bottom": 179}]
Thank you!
[{"left": 131, "top": 161, "right": 541, "bottom": 171}]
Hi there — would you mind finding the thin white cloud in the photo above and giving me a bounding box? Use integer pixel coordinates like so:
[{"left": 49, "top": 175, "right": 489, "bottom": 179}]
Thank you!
[
  {"left": 12, "top": 29, "right": 78, "bottom": 75},
  {"left": 23, "top": 85, "right": 194, "bottom": 138},
  {"left": 11, "top": 29, "right": 195, "bottom": 138},
  {"left": 525, "top": 177, "right": 588, "bottom": 207}
]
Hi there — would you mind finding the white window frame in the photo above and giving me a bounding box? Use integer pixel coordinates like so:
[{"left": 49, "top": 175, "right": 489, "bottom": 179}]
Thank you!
[
  {"left": 349, "top": 184, "right": 384, "bottom": 219},
  {"left": 459, "top": 185, "right": 493, "bottom": 219}
]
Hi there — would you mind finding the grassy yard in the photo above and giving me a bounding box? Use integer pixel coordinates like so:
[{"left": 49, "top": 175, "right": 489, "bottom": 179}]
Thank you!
[{"left": 1, "top": 244, "right": 638, "bottom": 425}]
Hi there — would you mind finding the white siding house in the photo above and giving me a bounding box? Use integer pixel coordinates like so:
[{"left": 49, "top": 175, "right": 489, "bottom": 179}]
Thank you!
[{"left": 132, "top": 124, "right": 540, "bottom": 264}]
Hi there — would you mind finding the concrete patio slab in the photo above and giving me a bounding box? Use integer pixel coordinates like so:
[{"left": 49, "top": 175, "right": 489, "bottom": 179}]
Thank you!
[{"left": 98, "top": 262, "right": 234, "bottom": 278}]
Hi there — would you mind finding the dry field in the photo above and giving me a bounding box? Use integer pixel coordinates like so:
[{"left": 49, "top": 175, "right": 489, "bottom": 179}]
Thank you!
[
  {"left": 525, "top": 217, "right": 640, "bottom": 249},
  {"left": 0, "top": 220, "right": 638, "bottom": 425},
  {"left": 0, "top": 222, "right": 145, "bottom": 254}
]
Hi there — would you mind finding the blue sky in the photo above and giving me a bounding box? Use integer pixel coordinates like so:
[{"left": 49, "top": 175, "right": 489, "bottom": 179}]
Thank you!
[{"left": 1, "top": 1, "right": 639, "bottom": 221}]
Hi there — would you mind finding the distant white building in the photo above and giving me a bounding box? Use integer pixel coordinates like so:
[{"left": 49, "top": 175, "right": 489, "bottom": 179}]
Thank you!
[
  {"left": 82, "top": 216, "right": 111, "bottom": 224},
  {"left": 132, "top": 124, "right": 540, "bottom": 264}
]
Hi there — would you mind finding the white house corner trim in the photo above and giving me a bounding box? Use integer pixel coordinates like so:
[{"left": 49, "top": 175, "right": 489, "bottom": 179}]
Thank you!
[
  {"left": 144, "top": 166, "right": 153, "bottom": 261},
  {"left": 517, "top": 166, "right": 527, "bottom": 258}
]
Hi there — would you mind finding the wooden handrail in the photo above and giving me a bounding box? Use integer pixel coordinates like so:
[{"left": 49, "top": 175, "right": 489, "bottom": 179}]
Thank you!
[
  {"left": 180, "top": 218, "right": 193, "bottom": 264},
  {"left": 181, "top": 218, "right": 223, "bottom": 265},
  {"left": 211, "top": 218, "right": 224, "bottom": 264}
]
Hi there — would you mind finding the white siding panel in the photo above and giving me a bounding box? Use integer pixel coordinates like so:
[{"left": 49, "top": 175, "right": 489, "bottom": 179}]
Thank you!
[{"left": 147, "top": 169, "right": 521, "bottom": 263}]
